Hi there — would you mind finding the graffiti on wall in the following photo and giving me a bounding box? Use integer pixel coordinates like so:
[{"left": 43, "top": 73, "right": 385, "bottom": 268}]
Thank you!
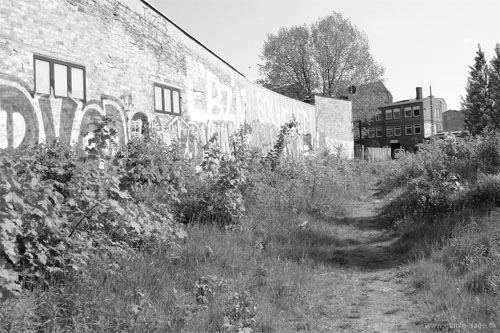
[
  {"left": 139, "top": 6, "right": 168, "bottom": 38},
  {"left": 0, "top": 75, "right": 237, "bottom": 158},
  {"left": 0, "top": 77, "right": 129, "bottom": 149},
  {"left": 185, "top": 57, "right": 316, "bottom": 153},
  {"left": 185, "top": 58, "right": 246, "bottom": 152}
]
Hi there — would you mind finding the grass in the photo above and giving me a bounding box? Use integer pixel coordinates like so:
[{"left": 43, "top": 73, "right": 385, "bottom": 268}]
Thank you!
[
  {"left": 0, "top": 157, "right": 377, "bottom": 332},
  {"left": 388, "top": 183, "right": 500, "bottom": 332}
]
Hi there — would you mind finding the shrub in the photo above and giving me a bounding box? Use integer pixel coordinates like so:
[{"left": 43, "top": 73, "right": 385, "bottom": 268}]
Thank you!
[
  {"left": 380, "top": 134, "right": 500, "bottom": 219},
  {"left": 176, "top": 124, "right": 260, "bottom": 227},
  {"left": 0, "top": 133, "right": 186, "bottom": 296}
]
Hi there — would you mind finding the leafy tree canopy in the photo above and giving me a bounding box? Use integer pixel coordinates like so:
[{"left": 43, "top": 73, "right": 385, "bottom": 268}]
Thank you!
[{"left": 258, "top": 12, "right": 386, "bottom": 119}]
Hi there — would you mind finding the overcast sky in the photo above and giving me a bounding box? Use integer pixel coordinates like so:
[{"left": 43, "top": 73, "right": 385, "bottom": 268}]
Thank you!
[{"left": 149, "top": 0, "right": 500, "bottom": 110}]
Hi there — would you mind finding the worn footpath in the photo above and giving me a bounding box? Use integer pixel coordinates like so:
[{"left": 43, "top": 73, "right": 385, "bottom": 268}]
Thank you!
[{"left": 301, "top": 183, "right": 431, "bottom": 332}]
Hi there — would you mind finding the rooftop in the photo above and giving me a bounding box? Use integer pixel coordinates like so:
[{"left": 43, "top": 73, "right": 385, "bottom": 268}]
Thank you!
[{"left": 383, "top": 96, "right": 444, "bottom": 108}]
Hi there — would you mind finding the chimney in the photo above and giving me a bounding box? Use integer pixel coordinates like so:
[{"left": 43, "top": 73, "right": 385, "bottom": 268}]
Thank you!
[{"left": 416, "top": 87, "right": 423, "bottom": 100}]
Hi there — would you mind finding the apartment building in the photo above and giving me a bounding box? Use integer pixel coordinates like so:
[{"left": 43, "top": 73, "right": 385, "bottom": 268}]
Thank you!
[{"left": 361, "top": 87, "right": 447, "bottom": 154}]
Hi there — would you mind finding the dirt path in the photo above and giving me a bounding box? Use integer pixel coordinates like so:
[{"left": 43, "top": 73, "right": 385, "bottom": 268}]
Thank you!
[{"left": 303, "top": 184, "right": 429, "bottom": 332}]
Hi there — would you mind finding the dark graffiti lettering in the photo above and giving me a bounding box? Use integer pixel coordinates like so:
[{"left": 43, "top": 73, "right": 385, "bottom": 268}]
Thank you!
[{"left": 141, "top": 6, "right": 168, "bottom": 35}]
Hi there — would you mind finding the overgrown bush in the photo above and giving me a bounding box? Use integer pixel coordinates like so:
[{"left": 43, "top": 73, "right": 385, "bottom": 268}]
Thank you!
[
  {"left": 175, "top": 124, "right": 260, "bottom": 227},
  {"left": 384, "top": 134, "right": 500, "bottom": 330},
  {"left": 252, "top": 151, "right": 370, "bottom": 220},
  {"left": 1, "top": 115, "right": 376, "bottom": 331},
  {"left": 381, "top": 134, "right": 500, "bottom": 219}
]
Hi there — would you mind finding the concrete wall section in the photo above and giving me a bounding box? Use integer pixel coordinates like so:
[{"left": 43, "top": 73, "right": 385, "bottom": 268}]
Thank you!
[
  {"left": 243, "top": 81, "right": 315, "bottom": 152},
  {"left": 315, "top": 96, "right": 353, "bottom": 158}
]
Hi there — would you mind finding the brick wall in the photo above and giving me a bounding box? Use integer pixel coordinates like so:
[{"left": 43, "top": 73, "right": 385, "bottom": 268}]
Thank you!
[
  {"left": 442, "top": 110, "right": 464, "bottom": 132},
  {"left": 0, "top": 0, "right": 351, "bottom": 158}
]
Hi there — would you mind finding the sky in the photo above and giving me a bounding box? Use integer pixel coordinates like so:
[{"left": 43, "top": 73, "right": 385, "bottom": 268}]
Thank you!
[{"left": 148, "top": 0, "right": 500, "bottom": 110}]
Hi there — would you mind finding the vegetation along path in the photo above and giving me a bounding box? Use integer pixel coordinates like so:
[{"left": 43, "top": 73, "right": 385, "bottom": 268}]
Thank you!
[{"left": 302, "top": 183, "right": 429, "bottom": 332}]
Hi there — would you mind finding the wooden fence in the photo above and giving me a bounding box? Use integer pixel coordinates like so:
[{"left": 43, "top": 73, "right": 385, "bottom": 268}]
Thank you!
[{"left": 355, "top": 145, "right": 392, "bottom": 162}]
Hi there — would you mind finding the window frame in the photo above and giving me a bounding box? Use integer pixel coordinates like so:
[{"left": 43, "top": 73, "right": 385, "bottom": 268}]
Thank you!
[
  {"left": 393, "top": 108, "right": 400, "bottom": 119},
  {"left": 386, "top": 126, "right": 393, "bottom": 137},
  {"left": 376, "top": 127, "right": 383, "bottom": 137},
  {"left": 375, "top": 110, "right": 382, "bottom": 121},
  {"left": 405, "top": 125, "right": 413, "bottom": 135},
  {"left": 385, "top": 109, "right": 392, "bottom": 120},
  {"left": 154, "top": 83, "right": 182, "bottom": 115},
  {"left": 394, "top": 126, "right": 401, "bottom": 136},
  {"left": 368, "top": 128, "right": 375, "bottom": 138},
  {"left": 404, "top": 107, "right": 412, "bottom": 118},
  {"left": 33, "top": 55, "right": 86, "bottom": 101},
  {"left": 413, "top": 106, "right": 421, "bottom": 117},
  {"left": 414, "top": 124, "right": 422, "bottom": 135}
]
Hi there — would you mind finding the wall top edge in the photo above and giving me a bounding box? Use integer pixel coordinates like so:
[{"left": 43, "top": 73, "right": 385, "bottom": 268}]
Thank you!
[{"left": 139, "top": 0, "right": 245, "bottom": 78}]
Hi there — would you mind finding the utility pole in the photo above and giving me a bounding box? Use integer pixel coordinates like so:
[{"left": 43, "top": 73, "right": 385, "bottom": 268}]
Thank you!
[{"left": 430, "top": 85, "right": 434, "bottom": 136}]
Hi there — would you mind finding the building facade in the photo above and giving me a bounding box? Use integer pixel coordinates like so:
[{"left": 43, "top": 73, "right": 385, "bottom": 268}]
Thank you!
[
  {"left": 361, "top": 87, "right": 447, "bottom": 153},
  {"left": 0, "top": 0, "right": 354, "bottom": 157}
]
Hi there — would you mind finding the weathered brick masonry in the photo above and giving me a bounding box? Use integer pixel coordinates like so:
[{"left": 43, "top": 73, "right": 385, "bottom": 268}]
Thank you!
[{"left": 0, "top": 0, "right": 353, "bottom": 157}]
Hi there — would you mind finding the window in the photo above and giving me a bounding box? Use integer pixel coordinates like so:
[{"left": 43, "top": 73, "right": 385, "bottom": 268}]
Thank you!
[
  {"left": 405, "top": 125, "right": 413, "bottom": 135},
  {"left": 34, "top": 55, "right": 86, "bottom": 100},
  {"left": 375, "top": 111, "right": 382, "bottom": 121},
  {"left": 414, "top": 124, "right": 421, "bottom": 134},
  {"left": 434, "top": 108, "right": 441, "bottom": 119},
  {"left": 368, "top": 128, "right": 375, "bottom": 138},
  {"left": 386, "top": 126, "right": 393, "bottom": 137},
  {"left": 394, "top": 126, "right": 401, "bottom": 136},
  {"left": 413, "top": 106, "right": 421, "bottom": 117},
  {"left": 393, "top": 108, "right": 400, "bottom": 119},
  {"left": 376, "top": 127, "right": 383, "bottom": 137},
  {"left": 154, "top": 83, "right": 181, "bottom": 115},
  {"left": 404, "top": 107, "right": 412, "bottom": 118},
  {"left": 385, "top": 109, "right": 392, "bottom": 120}
]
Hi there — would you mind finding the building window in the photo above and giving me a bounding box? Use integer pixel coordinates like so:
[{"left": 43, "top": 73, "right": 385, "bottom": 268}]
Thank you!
[
  {"left": 386, "top": 127, "right": 393, "bottom": 137},
  {"left": 375, "top": 111, "right": 382, "bottom": 121},
  {"left": 394, "top": 126, "right": 401, "bottom": 136},
  {"left": 393, "top": 108, "right": 400, "bottom": 119},
  {"left": 404, "top": 107, "right": 412, "bottom": 118},
  {"left": 376, "top": 127, "right": 383, "bottom": 137},
  {"left": 34, "top": 55, "right": 86, "bottom": 100},
  {"left": 385, "top": 109, "right": 392, "bottom": 120},
  {"left": 405, "top": 125, "right": 413, "bottom": 135},
  {"left": 413, "top": 106, "right": 421, "bottom": 117},
  {"left": 434, "top": 108, "right": 441, "bottom": 119},
  {"left": 414, "top": 124, "right": 421, "bottom": 134},
  {"left": 368, "top": 128, "right": 375, "bottom": 138},
  {"left": 154, "top": 84, "right": 181, "bottom": 115}
]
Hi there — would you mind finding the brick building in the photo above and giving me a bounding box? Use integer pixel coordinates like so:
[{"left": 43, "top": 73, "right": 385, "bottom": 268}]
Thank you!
[
  {"left": 442, "top": 110, "right": 465, "bottom": 132},
  {"left": 0, "top": 0, "right": 354, "bottom": 157},
  {"left": 361, "top": 87, "right": 447, "bottom": 153}
]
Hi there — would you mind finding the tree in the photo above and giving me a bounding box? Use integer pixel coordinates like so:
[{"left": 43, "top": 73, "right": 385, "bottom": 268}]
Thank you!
[
  {"left": 351, "top": 81, "right": 392, "bottom": 121},
  {"left": 258, "top": 12, "right": 385, "bottom": 118},
  {"left": 310, "top": 13, "right": 384, "bottom": 97},
  {"left": 258, "top": 25, "right": 316, "bottom": 100},
  {"left": 488, "top": 44, "right": 500, "bottom": 130},
  {"left": 462, "top": 44, "right": 491, "bottom": 135}
]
